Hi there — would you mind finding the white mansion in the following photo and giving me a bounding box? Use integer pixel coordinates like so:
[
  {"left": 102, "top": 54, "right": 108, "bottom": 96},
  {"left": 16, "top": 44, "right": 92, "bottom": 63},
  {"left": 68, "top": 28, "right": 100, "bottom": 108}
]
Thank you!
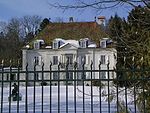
[{"left": 22, "top": 38, "right": 117, "bottom": 85}]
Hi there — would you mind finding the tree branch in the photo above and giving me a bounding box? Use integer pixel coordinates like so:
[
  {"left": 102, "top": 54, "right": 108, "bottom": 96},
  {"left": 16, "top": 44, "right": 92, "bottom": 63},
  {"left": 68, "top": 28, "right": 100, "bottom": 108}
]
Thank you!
[{"left": 49, "top": 0, "right": 146, "bottom": 10}]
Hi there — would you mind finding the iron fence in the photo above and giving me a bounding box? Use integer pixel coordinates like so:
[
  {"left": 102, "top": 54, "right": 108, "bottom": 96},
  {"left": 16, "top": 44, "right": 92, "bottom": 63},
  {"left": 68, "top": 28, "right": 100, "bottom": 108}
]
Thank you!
[{"left": 0, "top": 62, "right": 149, "bottom": 113}]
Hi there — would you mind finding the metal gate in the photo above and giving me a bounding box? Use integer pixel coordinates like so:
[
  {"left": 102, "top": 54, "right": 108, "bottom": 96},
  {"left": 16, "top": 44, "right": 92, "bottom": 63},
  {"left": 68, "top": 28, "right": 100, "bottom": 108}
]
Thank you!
[{"left": 0, "top": 62, "right": 149, "bottom": 113}]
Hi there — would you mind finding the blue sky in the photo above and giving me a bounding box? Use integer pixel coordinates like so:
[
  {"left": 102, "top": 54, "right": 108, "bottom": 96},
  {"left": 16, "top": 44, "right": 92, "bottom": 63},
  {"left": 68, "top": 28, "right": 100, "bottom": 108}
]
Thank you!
[{"left": 0, "top": 0, "right": 133, "bottom": 22}]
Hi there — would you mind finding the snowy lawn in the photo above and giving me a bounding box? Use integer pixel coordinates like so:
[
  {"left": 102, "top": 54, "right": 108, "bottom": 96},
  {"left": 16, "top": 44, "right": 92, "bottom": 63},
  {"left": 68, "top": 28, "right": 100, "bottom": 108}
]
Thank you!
[{"left": 0, "top": 86, "right": 138, "bottom": 113}]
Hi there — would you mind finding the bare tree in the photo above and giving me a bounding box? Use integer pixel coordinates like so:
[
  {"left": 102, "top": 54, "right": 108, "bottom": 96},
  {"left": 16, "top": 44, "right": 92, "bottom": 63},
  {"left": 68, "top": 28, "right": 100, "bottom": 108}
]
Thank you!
[
  {"left": 49, "top": 0, "right": 150, "bottom": 10},
  {"left": 21, "top": 15, "right": 42, "bottom": 36},
  {"left": 0, "top": 21, "right": 7, "bottom": 36},
  {"left": 7, "top": 18, "right": 21, "bottom": 39}
]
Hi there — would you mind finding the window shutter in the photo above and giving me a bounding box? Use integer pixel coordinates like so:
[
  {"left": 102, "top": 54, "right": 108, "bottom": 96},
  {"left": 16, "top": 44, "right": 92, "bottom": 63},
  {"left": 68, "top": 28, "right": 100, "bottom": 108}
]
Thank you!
[
  {"left": 73, "top": 55, "right": 77, "bottom": 63},
  {"left": 100, "top": 55, "right": 106, "bottom": 64},
  {"left": 85, "top": 55, "right": 88, "bottom": 64},
  {"left": 38, "top": 56, "right": 42, "bottom": 65},
  {"left": 87, "top": 55, "right": 90, "bottom": 64},
  {"left": 34, "top": 42, "right": 40, "bottom": 49},
  {"left": 78, "top": 56, "right": 81, "bottom": 64},
  {"left": 58, "top": 56, "right": 61, "bottom": 63}
]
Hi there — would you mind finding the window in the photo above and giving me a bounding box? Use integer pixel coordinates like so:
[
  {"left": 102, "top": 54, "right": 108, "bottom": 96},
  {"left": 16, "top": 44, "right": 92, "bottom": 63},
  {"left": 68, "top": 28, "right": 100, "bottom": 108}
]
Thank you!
[
  {"left": 82, "top": 56, "right": 86, "bottom": 64},
  {"left": 82, "top": 72, "right": 86, "bottom": 79},
  {"left": 100, "top": 72, "right": 106, "bottom": 79},
  {"left": 66, "top": 54, "right": 73, "bottom": 64},
  {"left": 34, "top": 56, "right": 39, "bottom": 65},
  {"left": 78, "top": 56, "right": 86, "bottom": 64},
  {"left": 6, "top": 74, "right": 9, "bottom": 80},
  {"left": 53, "top": 41, "right": 58, "bottom": 49},
  {"left": 101, "top": 55, "right": 106, "bottom": 64},
  {"left": 34, "top": 42, "right": 40, "bottom": 49},
  {"left": 66, "top": 72, "right": 73, "bottom": 80},
  {"left": 100, "top": 41, "right": 106, "bottom": 48},
  {"left": 34, "top": 56, "right": 42, "bottom": 65},
  {"left": 53, "top": 72, "right": 58, "bottom": 80},
  {"left": 53, "top": 56, "right": 58, "bottom": 65},
  {"left": 35, "top": 73, "right": 39, "bottom": 80},
  {"left": 80, "top": 41, "right": 87, "bottom": 48},
  {"left": 10, "top": 74, "right": 15, "bottom": 80}
]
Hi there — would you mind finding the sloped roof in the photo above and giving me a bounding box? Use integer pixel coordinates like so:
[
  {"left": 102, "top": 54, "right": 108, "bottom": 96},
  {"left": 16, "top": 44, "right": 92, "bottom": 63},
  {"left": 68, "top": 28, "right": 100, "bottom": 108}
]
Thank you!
[
  {"left": 55, "top": 38, "right": 79, "bottom": 48},
  {"left": 88, "top": 44, "right": 96, "bottom": 48},
  {"left": 36, "top": 21, "right": 107, "bottom": 45},
  {"left": 55, "top": 38, "right": 97, "bottom": 49},
  {"left": 47, "top": 21, "right": 97, "bottom": 29}
]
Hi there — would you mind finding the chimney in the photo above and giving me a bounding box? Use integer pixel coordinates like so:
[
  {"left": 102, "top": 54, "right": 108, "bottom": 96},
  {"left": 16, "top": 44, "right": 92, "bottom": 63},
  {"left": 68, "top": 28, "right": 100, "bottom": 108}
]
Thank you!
[
  {"left": 69, "top": 17, "right": 74, "bottom": 22},
  {"left": 97, "top": 16, "right": 105, "bottom": 25},
  {"left": 94, "top": 16, "right": 96, "bottom": 22}
]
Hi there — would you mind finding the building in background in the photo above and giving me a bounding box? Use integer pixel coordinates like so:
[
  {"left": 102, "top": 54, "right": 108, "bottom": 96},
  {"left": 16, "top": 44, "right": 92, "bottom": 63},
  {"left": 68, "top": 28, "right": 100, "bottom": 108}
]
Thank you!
[
  {"left": 0, "top": 67, "right": 19, "bottom": 87},
  {"left": 22, "top": 38, "right": 116, "bottom": 86},
  {"left": 36, "top": 16, "right": 107, "bottom": 46}
]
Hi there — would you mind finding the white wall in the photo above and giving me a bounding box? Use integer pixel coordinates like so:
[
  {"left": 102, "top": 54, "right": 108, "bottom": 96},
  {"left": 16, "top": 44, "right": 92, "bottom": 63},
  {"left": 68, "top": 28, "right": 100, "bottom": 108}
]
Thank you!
[{"left": 22, "top": 47, "right": 117, "bottom": 85}]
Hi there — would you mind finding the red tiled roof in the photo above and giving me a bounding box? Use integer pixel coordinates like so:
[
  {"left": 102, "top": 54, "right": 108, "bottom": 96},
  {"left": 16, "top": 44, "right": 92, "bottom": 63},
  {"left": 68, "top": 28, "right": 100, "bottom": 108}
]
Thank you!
[
  {"left": 47, "top": 21, "right": 98, "bottom": 29},
  {"left": 36, "top": 21, "right": 107, "bottom": 44}
]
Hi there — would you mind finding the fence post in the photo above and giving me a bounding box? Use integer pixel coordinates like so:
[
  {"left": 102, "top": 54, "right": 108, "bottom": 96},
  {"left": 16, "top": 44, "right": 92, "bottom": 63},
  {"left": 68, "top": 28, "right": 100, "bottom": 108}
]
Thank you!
[
  {"left": 58, "top": 62, "right": 61, "bottom": 113},
  {"left": 17, "top": 60, "right": 20, "bottom": 113},
  {"left": 33, "top": 61, "right": 36, "bottom": 113},
  {"left": 99, "top": 61, "right": 102, "bottom": 113},
  {"left": 49, "top": 61, "right": 52, "bottom": 112},
  {"left": 25, "top": 62, "right": 28, "bottom": 113},
  {"left": 1, "top": 60, "right": 4, "bottom": 113},
  {"left": 82, "top": 61, "right": 85, "bottom": 112},
  {"left": 90, "top": 61, "right": 93, "bottom": 113},
  {"left": 8, "top": 60, "right": 12, "bottom": 113},
  {"left": 74, "top": 61, "right": 77, "bottom": 113},
  {"left": 107, "top": 60, "right": 110, "bottom": 113},
  {"left": 65, "top": 61, "right": 69, "bottom": 113},
  {"left": 41, "top": 62, "right": 44, "bottom": 113}
]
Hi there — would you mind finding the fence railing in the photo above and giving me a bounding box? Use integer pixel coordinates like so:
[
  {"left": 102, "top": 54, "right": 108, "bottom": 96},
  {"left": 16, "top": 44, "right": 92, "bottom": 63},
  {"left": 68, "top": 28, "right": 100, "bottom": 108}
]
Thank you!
[{"left": 0, "top": 62, "right": 149, "bottom": 113}]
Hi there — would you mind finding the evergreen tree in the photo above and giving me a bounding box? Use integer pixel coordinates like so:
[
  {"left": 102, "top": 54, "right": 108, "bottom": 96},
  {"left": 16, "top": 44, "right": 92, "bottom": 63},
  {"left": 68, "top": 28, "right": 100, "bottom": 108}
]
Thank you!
[
  {"left": 108, "top": 5, "right": 150, "bottom": 112},
  {"left": 39, "top": 18, "right": 50, "bottom": 31}
]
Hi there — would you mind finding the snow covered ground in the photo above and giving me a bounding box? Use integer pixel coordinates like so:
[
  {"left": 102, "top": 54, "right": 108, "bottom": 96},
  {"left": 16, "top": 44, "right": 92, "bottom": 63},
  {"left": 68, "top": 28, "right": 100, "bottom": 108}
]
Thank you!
[{"left": 0, "top": 86, "right": 139, "bottom": 113}]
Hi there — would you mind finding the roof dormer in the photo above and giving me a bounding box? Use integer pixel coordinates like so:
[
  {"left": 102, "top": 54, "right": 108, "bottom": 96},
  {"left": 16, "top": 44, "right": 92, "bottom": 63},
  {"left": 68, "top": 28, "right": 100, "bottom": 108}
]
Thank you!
[
  {"left": 100, "top": 40, "right": 106, "bottom": 48},
  {"left": 34, "top": 39, "right": 44, "bottom": 49},
  {"left": 53, "top": 40, "right": 59, "bottom": 49},
  {"left": 100, "top": 38, "right": 113, "bottom": 48},
  {"left": 79, "top": 38, "right": 89, "bottom": 48},
  {"left": 52, "top": 38, "right": 65, "bottom": 49}
]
